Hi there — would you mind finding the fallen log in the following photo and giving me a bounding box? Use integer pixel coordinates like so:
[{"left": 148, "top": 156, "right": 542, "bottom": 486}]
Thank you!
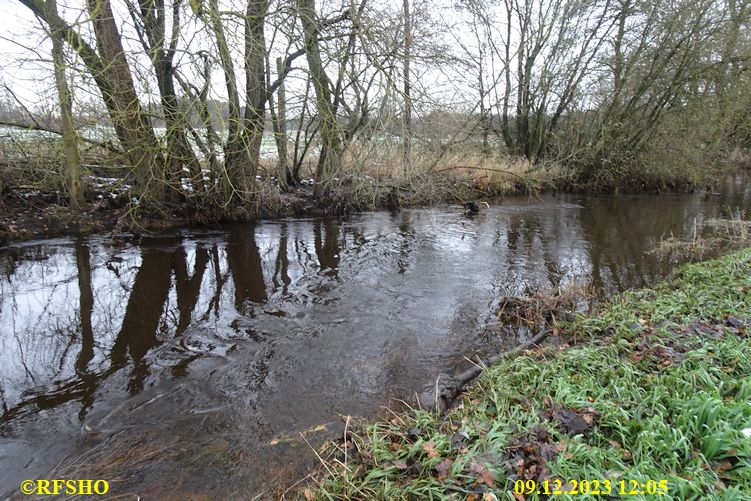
[{"left": 419, "top": 329, "right": 549, "bottom": 413}]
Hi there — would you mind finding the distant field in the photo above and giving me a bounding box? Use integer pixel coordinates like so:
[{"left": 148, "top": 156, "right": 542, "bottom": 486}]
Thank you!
[{"left": 0, "top": 126, "right": 280, "bottom": 160}]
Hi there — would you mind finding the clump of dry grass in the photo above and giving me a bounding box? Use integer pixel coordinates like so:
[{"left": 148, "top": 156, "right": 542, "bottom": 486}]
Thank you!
[
  {"left": 341, "top": 141, "right": 568, "bottom": 195},
  {"left": 726, "top": 147, "right": 751, "bottom": 170},
  {"left": 303, "top": 142, "right": 572, "bottom": 212},
  {"left": 650, "top": 235, "right": 725, "bottom": 260},
  {"left": 651, "top": 210, "right": 750, "bottom": 260},
  {"left": 495, "top": 278, "right": 595, "bottom": 331},
  {"left": 706, "top": 213, "right": 750, "bottom": 241}
]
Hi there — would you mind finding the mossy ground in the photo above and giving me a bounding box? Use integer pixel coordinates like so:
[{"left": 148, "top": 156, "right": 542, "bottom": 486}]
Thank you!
[{"left": 310, "top": 248, "right": 751, "bottom": 500}]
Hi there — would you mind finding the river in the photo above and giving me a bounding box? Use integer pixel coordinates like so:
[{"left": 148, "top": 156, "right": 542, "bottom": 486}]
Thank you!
[{"left": 1, "top": 174, "right": 749, "bottom": 498}]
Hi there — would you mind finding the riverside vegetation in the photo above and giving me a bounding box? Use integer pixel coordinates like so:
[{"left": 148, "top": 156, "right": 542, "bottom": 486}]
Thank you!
[{"left": 307, "top": 247, "right": 751, "bottom": 500}]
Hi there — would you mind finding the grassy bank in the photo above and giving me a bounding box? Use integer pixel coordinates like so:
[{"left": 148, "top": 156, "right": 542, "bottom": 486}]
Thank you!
[{"left": 309, "top": 248, "right": 751, "bottom": 500}]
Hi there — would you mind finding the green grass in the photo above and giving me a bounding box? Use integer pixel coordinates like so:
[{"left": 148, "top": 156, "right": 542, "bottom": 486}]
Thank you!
[{"left": 310, "top": 248, "right": 751, "bottom": 500}]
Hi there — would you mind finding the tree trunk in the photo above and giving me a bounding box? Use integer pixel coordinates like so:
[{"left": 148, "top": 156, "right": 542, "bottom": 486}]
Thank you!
[
  {"left": 133, "top": 0, "right": 202, "bottom": 190},
  {"left": 18, "top": 0, "right": 165, "bottom": 200},
  {"left": 501, "top": 0, "right": 513, "bottom": 150},
  {"left": 402, "top": 0, "right": 412, "bottom": 172},
  {"left": 86, "top": 0, "right": 165, "bottom": 198},
  {"left": 241, "top": 0, "right": 269, "bottom": 183},
  {"left": 272, "top": 56, "right": 290, "bottom": 188},
  {"left": 47, "top": 0, "right": 84, "bottom": 209},
  {"left": 297, "top": 0, "right": 342, "bottom": 198},
  {"left": 207, "top": 0, "right": 250, "bottom": 197}
]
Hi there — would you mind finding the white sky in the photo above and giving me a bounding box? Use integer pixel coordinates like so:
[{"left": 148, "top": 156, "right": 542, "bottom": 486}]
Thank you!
[
  {"left": 0, "top": 0, "right": 609, "bottom": 126},
  {"left": 0, "top": 0, "right": 502, "bottom": 116}
]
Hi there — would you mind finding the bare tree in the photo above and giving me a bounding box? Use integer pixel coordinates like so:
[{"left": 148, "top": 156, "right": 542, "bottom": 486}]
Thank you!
[
  {"left": 402, "top": 0, "right": 412, "bottom": 170},
  {"left": 46, "top": 0, "right": 83, "bottom": 208}
]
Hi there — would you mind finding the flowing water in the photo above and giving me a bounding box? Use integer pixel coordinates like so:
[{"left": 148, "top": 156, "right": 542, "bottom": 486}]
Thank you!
[{"left": 1, "top": 174, "right": 750, "bottom": 498}]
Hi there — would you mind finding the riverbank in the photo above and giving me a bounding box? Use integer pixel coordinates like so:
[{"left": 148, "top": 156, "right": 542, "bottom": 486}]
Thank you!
[
  {"left": 307, "top": 248, "right": 751, "bottom": 499},
  {"left": 0, "top": 167, "right": 546, "bottom": 244},
  {"left": 0, "top": 160, "right": 722, "bottom": 246}
]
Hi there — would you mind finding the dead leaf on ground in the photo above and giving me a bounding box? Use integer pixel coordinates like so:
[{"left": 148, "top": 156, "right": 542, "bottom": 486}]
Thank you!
[
  {"left": 422, "top": 441, "right": 441, "bottom": 458},
  {"left": 392, "top": 459, "right": 408, "bottom": 470},
  {"left": 435, "top": 458, "right": 454, "bottom": 480},
  {"left": 540, "top": 405, "right": 600, "bottom": 436},
  {"left": 469, "top": 461, "right": 496, "bottom": 487},
  {"left": 505, "top": 430, "right": 557, "bottom": 482},
  {"left": 713, "top": 461, "right": 733, "bottom": 474}
]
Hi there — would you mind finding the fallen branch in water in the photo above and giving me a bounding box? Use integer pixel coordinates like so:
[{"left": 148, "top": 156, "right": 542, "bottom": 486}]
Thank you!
[{"left": 419, "top": 328, "right": 549, "bottom": 413}]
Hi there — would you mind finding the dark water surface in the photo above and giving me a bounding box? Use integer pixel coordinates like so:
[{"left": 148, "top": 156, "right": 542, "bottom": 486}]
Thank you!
[{"left": 1, "top": 175, "right": 750, "bottom": 498}]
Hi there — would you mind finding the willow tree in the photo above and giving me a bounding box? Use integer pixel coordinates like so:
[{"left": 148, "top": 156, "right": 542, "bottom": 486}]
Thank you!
[
  {"left": 195, "top": 0, "right": 269, "bottom": 199},
  {"left": 297, "top": 0, "right": 343, "bottom": 197},
  {"left": 127, "top": 0, "right": 202, "bottom": 185},
  {"left": 19, "top": 0, "right": 168, "bottom": 200},
  {"left": 46, "top": 0, "right": 84, "bottom": 209},
  {"left": 402, "top": 0, "right": 412, "bottom": 169}
]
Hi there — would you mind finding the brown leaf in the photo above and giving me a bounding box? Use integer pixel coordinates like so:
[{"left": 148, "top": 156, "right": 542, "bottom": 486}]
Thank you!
[
  {"left": 512, "top": 493, "right": 525, "bottom": 501},
  {"left": 422, "top": 441, "right": 441, "bottom": 458},
  {"left": 392, "top": 459, "right": 408, "bottom": 470},
  {"left": 714, "top": 461, "right": 733, "bottom": 473},
  {"left": 539, "top": 443, "right": 559, "bottom": 461},
  {"left": 303, "top": 487, "right": 315, "bottom": 500},
  {"left": 532, "top": 426, "right": 549, "bottom": 442},
  {"left": 435, "top": 458, "right": 454, "bottom": 480},
  {"left": 469, "top": 461, "right": 496, "bottom": 487},
  {"left": 527, "top": 463, "right": 538, "bottom": 477},
  {"left": 542, "top": 405, "right": 599, "bottom": 436}
]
